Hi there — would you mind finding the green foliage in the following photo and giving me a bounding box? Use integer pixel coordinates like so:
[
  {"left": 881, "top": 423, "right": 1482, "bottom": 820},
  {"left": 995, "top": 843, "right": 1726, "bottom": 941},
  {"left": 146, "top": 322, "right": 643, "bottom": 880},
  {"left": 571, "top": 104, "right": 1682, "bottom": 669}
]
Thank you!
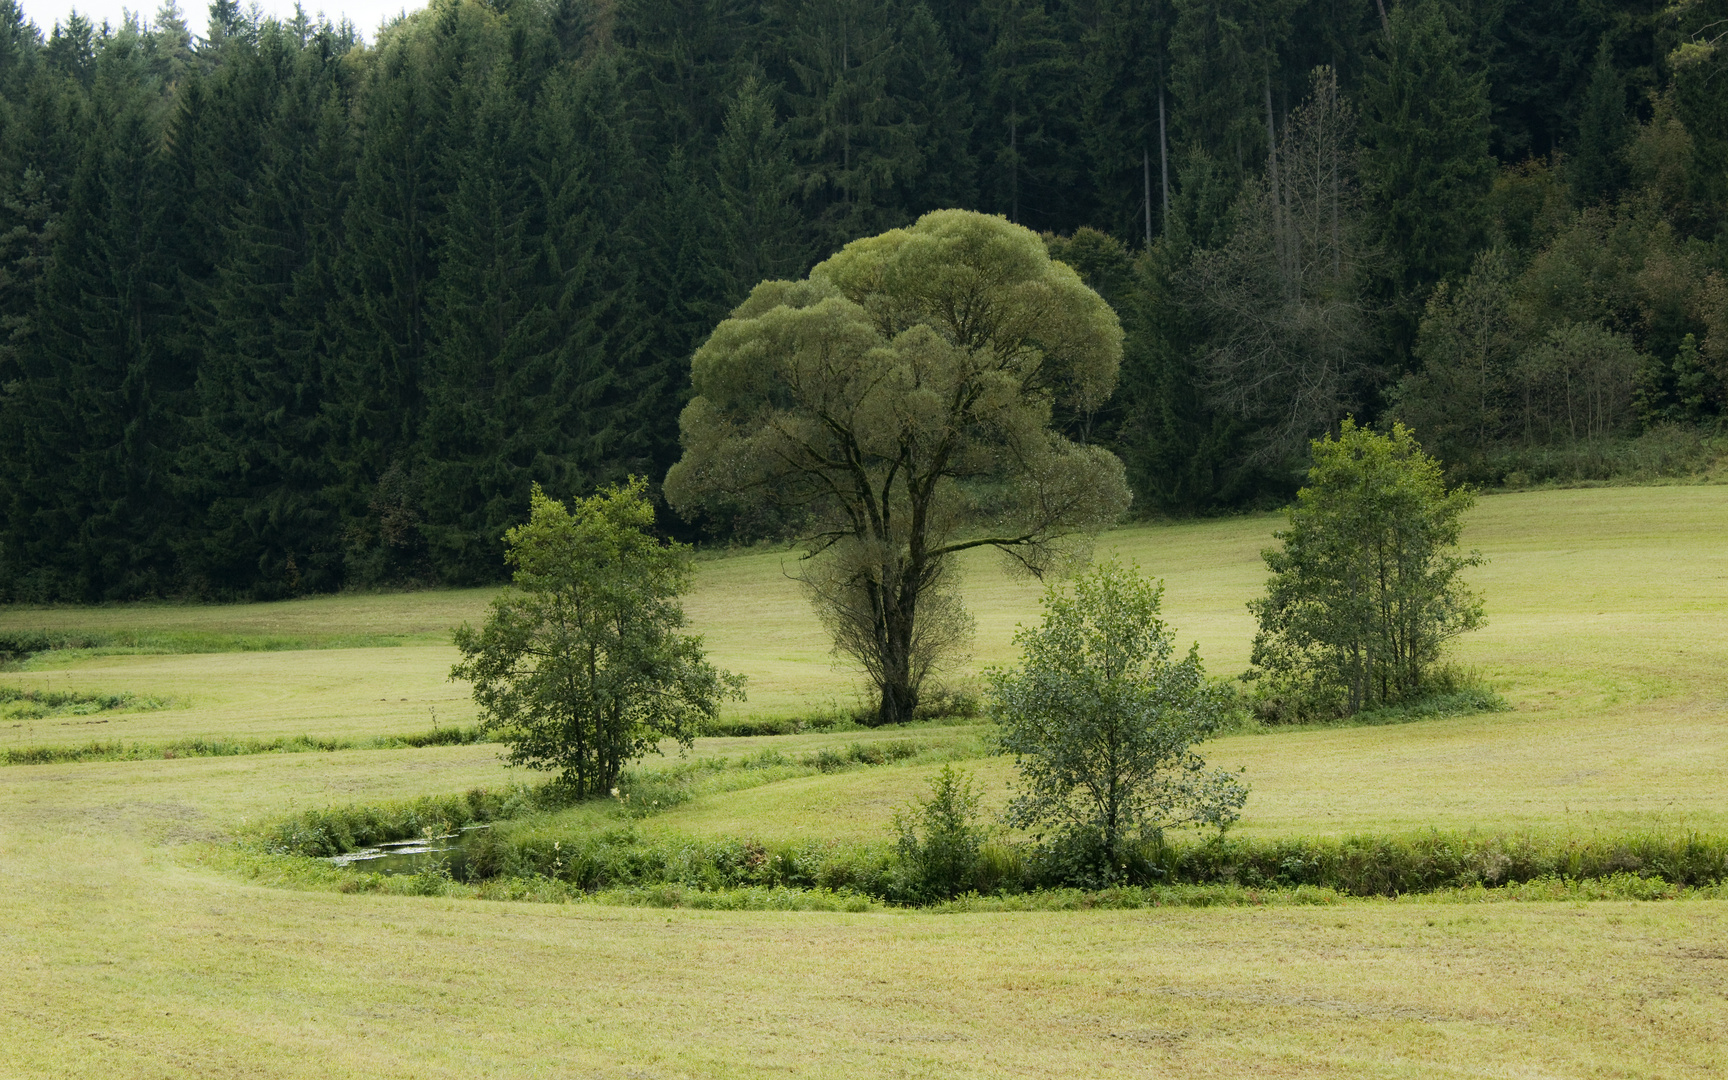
[
  {"left": 256, "top": 787, "right": 555, "bottom": 859},
  {"left": 892, "top": 765, "right": 990, "bottom": 900},
  {"left": 1249, "top": 421, "right": 1483, "bottom": 719},
  {"left": 667, "top": 210, "right": 1130, "bottom": 726},
  {"left": 0, "top": 683, "right": 169, "bottom": 718},
  {"left": 1249, "top": 668, "right": 1506, "bottom": 729},
  {"left": 1359, "top": 0, "right": 1494, "bottom": 353},
  {"left": 990, "top": 561, "right": 1247, "bottom": 882},
  {"left": 268, "top": 776, "right": 1728, "bottom": 902},
  {"left": 1570, "top": 37, "right": 1631, "bottom": 205},
  {"left": 2, "top": 0, "right": 1727, "bottom": 597},
  {"left": 1484, "top": 424, "right": 1723, "bottom": 488},
  {"left": 452, "top": 479, "right": 744, "bottom": 797}
]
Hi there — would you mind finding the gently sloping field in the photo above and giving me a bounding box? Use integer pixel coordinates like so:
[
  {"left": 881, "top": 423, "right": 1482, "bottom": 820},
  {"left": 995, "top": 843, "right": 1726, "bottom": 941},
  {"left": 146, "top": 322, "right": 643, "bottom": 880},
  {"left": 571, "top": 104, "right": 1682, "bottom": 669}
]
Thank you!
[
  {"left": 3, "top": 752, "right": 1726, "bottom": 1079},
  {"left": 0, "top": 646, "right": 481, "bottom": 749},
  {"left": 0, "top": 589, "right": 495, "bottom": 646},
  {"left": 4, "top": 485, "right": 1727, "bottom": 1078},
  {"left": 647, "top": 695, "right": 1728, "bottom": 842},
  {"left": 5, "top": 485, "right": 1724, "bottom": 743}
]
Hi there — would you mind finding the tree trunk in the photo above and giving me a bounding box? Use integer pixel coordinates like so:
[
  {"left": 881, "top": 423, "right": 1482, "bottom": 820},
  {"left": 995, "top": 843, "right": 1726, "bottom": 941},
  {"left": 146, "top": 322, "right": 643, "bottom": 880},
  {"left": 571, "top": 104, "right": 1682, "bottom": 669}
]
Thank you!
[
  {"left": 1143, "top": 146, "right": 1152, "bottom": 249},
  {"left": 1157, "top": 79, "right": 1169, "bottom": 229},
  {"left": 876, "top": 637, "right": 919, "bottom": 726},
  {"left": 875, "top": 588, "right": 920, "bottom": 725}
]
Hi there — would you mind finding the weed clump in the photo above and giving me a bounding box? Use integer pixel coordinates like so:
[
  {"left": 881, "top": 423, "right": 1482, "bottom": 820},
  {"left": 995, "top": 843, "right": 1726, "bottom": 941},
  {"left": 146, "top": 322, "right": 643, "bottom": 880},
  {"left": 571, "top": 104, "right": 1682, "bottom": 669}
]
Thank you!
[{"left": 0, "top": 685, "right": 171, "bottom": 719}]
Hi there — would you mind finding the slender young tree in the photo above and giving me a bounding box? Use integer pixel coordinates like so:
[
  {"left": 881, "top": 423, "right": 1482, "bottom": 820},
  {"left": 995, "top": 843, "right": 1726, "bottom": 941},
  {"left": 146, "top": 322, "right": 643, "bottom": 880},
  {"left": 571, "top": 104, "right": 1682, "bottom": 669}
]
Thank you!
[
  {"left": 1248, "top": 420, "right": 1484, "bottom": 718},
  {"left": 992, "top": 561, "right": 1247, "bottom": 882},
  {"left": 1570, "top": 37, "right": 1630, "bottom": 205},
  {"left": 452, "top": 479, "right": 744, "bottom": 797}
]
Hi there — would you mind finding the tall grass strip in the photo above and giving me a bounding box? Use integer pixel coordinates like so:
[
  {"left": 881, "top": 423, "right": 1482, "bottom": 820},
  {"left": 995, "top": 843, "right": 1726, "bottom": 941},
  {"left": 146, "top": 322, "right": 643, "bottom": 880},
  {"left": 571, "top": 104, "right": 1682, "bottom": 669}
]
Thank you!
[{"left": 0, "top": 724, "right": 490, "bottom": 766}]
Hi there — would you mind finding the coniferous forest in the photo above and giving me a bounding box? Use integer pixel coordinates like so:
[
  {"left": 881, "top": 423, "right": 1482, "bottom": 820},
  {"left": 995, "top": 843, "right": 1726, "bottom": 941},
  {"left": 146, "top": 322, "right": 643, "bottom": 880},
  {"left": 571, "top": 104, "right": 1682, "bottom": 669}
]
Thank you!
[{"left": 0, "top": 0, "right": 1724, "bottom": 601}]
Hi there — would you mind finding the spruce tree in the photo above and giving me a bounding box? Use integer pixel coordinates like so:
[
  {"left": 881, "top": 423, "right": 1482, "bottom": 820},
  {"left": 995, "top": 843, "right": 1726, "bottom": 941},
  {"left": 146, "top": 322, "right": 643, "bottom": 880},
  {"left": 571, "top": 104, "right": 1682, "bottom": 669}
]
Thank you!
[
  {"left": 776, "top": 0, "right": 919, "bottom": 245},
  {"left": 895, "top": 3, "right": 976, "bottom": 216},
  {"left": 715, "top": 74, "right": 806, "bottom": 294},
  {"left": 980, "top": 0, "right": 1085, "bottom": 231},
  {"left": 534, "top": 52, "right": 652, "bottom": 498},
  {"left": 188, "top": 27, "right": 353, "bottom": 595},
  {"left": 326, "top": 27, "right": 449, "bottom": 581},
  {"left": 0, "top": 0, "right": 41, "bottom": 102},
  {"left": 14, "top": 41, "right": 184, "bottom": 598},
  {"left": 616, "top": 0, "right": 759, "bottom": 152},
  {"left": 1360, "top": 0, "right": 1493, "bottom": 360},
  {"left": 417, "top": 53, "right": 550, "bottom": 583},
  {"left": 1570, "top": 37, "right": 1630, "bottom": 206},
  {"left": 1080, "top": 0, "right": 1170, "bottom": 243}
]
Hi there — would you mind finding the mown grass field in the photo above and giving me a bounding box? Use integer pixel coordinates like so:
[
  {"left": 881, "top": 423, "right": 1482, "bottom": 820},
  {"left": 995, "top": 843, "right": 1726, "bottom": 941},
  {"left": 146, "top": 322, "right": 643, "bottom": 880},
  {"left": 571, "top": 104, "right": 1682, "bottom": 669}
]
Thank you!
[{"left": 3, "top": 485, "right": 1727, "bottom": 1077}]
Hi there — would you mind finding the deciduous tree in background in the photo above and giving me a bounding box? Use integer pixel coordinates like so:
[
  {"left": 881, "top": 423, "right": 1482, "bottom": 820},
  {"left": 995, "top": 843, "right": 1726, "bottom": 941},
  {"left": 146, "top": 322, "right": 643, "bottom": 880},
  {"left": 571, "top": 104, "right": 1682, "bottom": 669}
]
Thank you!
[
  {"left": 991, "top": 561, "right": 1247, "bottom": 883},
  {"left": 1248, "top": 420, "right": 1483, "bottom": 719},
  {"left": 452, "top": 479, "right": 743, "bottom": 797},
  {"left": 1189, "top": 66, "right": 1376, "bottom": 468},
  {"left": 665, "top": 209, "right": 1131, "bottom": 726}
]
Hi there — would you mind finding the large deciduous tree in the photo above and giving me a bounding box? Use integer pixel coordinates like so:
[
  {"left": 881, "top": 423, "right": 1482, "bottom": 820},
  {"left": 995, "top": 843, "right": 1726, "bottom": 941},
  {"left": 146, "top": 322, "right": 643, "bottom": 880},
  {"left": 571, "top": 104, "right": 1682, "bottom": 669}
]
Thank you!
[{"left": 665, "top": 209, "right": 1131, "bottom": 726}]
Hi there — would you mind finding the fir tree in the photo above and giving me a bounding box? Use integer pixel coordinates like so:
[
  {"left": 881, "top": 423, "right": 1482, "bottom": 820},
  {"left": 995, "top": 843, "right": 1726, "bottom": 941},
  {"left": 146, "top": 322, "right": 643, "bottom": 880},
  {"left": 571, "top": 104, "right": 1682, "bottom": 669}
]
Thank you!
[
  {"left": 776, "top": 0, "right": 919, "bottom": 245},
  {"left": 980, "top": 0, "right": 1084, "bottom": 231},
  {"left": 895, "top": 2, "right": 976, "bottom": 215},
  {"left": 1571, "top": 36, "right": 1630, "bottom": 206},
  {"left": 13, "top": 41, "right": 184, "bottom": 598},
  {"left": 715, "top": 74, "right": 806, "bottom": 294},
  {"left": 1360, "top": 0, "right": 1493, "bottom": 360}
]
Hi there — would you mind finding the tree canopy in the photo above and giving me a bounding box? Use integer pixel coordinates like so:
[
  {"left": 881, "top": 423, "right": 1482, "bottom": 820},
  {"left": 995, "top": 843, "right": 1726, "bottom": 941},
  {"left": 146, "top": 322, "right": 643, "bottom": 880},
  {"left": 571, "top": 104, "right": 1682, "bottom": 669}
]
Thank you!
[
  {"left": 665, "top": 209, "right": 1131, "bottom": 724},
  {"left": 0, "top": 0, "right": 1723, "bottom": 599}
]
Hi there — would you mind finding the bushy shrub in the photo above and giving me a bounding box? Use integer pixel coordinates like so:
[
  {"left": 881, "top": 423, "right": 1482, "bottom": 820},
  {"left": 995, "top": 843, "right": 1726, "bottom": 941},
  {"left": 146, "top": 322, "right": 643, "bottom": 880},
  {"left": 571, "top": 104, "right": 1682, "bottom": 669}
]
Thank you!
[{"left": 892, "top": 766, "right": 990, "bottom": 901}]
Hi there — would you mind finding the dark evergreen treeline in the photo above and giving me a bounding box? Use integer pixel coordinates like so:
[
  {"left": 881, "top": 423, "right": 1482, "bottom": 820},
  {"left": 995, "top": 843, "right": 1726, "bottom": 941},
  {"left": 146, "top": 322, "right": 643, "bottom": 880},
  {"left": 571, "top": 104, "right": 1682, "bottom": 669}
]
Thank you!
[{"left": 1, "top": 0, "right": 1724, "bottom": 600}]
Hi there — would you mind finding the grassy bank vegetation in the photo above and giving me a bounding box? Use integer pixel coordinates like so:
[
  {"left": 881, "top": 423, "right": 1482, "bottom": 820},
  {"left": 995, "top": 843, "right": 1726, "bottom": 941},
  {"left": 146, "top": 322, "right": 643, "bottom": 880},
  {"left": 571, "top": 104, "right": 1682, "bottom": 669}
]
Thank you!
[
  {"left": 249, "top": 773, "right": 1728, "bottom": 904},
  {"left": 0, "top": 683, "right": 174, "bottom": 719},
  {"left": 0, "top": 725, "right": 488, "bottom": 766}
]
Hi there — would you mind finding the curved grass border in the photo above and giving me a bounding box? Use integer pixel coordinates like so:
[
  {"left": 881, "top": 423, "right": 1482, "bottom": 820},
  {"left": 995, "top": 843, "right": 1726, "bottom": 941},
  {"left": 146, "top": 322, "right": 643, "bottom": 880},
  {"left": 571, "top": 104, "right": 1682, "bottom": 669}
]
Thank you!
[{"left": 0, "top": 724, "right": 491, "bottom": 766}]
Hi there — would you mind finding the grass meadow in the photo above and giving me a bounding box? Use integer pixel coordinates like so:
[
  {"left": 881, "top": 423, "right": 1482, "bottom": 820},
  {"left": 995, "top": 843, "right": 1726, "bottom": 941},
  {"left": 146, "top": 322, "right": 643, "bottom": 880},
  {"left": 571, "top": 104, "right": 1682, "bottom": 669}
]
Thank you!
[{"left": 2, "top": 485, "right": 1727, "bottom": 1077}]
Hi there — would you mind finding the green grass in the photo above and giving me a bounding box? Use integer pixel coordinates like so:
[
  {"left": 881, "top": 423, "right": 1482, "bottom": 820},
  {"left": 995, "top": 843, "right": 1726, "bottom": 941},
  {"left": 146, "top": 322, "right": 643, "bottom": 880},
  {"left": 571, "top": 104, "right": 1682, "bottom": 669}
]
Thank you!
[
  {"left": 2, "top": 485, "right": 1728, "bottom": 1077},
  {"left": 0, "top": 725, "right": 489, "bottom": 766},
  {"left": 0, "top": 683, "right": 175, "bottom": 720}
]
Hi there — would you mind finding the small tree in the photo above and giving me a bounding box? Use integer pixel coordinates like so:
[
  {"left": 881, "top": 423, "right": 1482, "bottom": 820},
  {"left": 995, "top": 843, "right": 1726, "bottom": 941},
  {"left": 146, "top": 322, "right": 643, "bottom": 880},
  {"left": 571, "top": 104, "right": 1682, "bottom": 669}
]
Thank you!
[
  {"left": 1248, "top": 420, "right": 1483, "bottom": 719},
  {"left": 893, "top": 764, "right": 990, "bottom": 901},
  {"left": 990, "top": 562, "right": 1247, "bottom": 882},
  {"left": 666, "top": 209, "right": 1131, "bottom": 726},
  {"left": 451, "top": 479, "right": 744, "bottom": 797}
]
